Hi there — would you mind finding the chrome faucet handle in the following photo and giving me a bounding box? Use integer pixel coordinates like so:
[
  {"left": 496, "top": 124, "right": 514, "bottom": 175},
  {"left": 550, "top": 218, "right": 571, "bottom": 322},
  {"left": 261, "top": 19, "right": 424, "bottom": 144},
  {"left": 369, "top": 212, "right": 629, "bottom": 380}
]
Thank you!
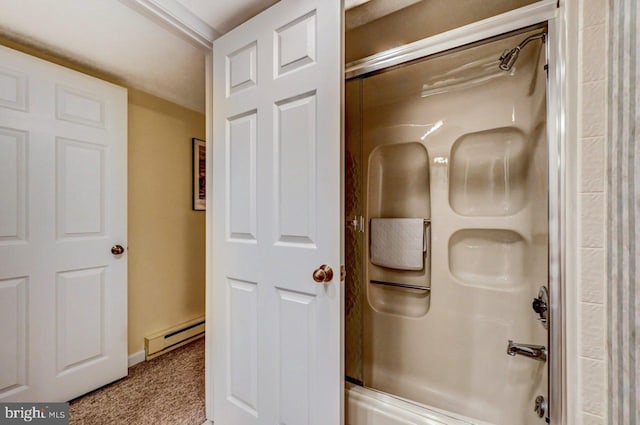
[
  {"left": 532, "top": 298, "right": 547, "bottom": 313},
  {"left": 532, "top": 286, "right": 549, "bottom": 329},
  {"left": 507, "top": 340, "right": 547, "bottom": 362}
]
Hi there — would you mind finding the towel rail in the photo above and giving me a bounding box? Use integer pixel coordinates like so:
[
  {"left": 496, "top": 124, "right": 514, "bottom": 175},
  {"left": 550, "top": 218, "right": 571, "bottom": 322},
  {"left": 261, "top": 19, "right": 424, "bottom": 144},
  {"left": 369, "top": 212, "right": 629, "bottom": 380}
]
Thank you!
[
  {"left": 370, "top": 280, "right": 431, "bottom": 291},
  {"left": 367, "top": 218, "right": 431, "bottom": 223}
]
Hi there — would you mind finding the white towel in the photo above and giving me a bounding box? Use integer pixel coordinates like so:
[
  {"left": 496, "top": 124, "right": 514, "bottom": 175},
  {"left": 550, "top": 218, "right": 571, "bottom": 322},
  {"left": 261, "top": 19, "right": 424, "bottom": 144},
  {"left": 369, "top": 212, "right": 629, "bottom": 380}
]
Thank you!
[{"left": 370, "top": 218, "right": 425, "bottom": 271}]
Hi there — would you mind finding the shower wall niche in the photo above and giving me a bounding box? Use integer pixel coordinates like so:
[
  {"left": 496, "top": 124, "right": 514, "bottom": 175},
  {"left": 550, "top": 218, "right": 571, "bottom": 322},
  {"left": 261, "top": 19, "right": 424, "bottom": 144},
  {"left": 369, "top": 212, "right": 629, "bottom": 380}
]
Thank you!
[
  {"left": 345, "top": 26, "right": 549, "bottom": 425},
  {"left": 366, "top": 142, "right": 431, "bottom": 317},
  {"left": 449, "top": 127, "right": 529, "bottom": 216}
]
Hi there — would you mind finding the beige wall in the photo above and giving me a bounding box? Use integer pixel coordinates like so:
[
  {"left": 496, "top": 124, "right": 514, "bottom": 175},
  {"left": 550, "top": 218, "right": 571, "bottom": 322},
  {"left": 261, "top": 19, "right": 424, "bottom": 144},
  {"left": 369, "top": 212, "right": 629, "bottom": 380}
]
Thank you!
[
  {"left": 575, "top": 0, "right": 608, "bottom": 422},
  {"left": 0, "top": 36, "right": 206, "bottom": 356},
  {"left": 127, "top": 90, "right": 205, "bottom": 354}
]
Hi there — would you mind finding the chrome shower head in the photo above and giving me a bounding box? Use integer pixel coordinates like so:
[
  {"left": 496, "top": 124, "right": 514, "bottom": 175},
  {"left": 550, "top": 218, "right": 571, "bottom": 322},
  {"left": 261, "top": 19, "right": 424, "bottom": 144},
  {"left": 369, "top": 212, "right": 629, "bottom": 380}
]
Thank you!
[
  {"left": 497, "top": 31, "right": 546, "bottom": 72},
  {"left": 499, "top": 47, "right": 520, "bottom": 71}
]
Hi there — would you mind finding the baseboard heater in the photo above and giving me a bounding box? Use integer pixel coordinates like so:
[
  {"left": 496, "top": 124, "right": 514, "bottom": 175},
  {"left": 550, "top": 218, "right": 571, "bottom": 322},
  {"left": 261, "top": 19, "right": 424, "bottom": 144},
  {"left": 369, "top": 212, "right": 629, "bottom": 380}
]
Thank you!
[{"left": 144, "top": 316, "right": 205, "bottom": 360}]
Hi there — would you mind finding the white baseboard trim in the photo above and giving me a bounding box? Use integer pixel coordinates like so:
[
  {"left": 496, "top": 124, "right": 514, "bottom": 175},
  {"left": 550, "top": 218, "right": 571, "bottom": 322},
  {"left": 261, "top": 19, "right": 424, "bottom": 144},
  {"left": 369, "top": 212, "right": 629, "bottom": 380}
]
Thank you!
[
  {"left": 201, "top": 420, "right": 213, "bottom": 425},
  {"left": 128, "top": 350, "right": 146, "bottom": 368}
]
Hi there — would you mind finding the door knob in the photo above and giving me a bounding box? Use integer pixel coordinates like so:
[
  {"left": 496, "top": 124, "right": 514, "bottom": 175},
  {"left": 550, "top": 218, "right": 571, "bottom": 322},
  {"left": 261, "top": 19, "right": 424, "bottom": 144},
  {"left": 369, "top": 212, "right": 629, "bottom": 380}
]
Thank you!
[
  {"left": 111, "top": 245, "right": 125, "bottom": 255},
  {"left": 313, "top": 264, "right": 333, "bottom": 283}
]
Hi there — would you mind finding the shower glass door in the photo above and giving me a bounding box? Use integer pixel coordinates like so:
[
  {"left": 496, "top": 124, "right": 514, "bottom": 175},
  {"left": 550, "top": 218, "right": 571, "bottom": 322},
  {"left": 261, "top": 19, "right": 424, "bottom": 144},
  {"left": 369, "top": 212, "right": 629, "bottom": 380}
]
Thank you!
[{"left": 345, "top": 27, "right": 549, "bottom": 425}]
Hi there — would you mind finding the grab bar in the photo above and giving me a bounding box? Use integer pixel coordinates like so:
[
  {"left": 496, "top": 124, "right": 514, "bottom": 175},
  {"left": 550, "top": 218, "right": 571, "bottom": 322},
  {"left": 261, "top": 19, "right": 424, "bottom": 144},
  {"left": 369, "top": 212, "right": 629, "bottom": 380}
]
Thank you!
[{"left": 370, "top": 280, "right": 431, "bottom": 291}]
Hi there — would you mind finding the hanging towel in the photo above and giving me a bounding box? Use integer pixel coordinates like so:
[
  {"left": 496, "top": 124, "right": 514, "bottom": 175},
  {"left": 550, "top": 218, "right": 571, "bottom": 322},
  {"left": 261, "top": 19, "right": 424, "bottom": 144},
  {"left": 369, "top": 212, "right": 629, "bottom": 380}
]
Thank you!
[{"left": 370, "top": 218, "right": 425, "bottom": 271}]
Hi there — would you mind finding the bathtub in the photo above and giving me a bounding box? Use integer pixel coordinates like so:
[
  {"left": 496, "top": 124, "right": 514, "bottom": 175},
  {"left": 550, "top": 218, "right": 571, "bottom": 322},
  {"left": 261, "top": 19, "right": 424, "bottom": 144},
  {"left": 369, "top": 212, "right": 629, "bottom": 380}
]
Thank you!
[{"left": 346, "top": 383, "right": 495, "bottom": 425}]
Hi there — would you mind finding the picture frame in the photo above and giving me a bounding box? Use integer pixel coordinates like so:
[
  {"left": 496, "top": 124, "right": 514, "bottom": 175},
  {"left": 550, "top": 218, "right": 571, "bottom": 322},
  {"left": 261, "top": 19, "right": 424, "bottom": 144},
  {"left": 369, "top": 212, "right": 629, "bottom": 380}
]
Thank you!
[{"left": 192, "top": 138, "right": 206, "bottom": 211}]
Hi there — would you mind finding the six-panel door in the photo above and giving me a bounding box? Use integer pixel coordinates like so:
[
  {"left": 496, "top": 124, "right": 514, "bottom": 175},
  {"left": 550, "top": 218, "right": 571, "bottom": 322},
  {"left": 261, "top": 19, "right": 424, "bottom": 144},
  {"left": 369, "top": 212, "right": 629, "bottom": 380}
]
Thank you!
[
  {"left": 0, "top": 45, "right": 127, "bottom": 402},
  {"left": 211, "top": 0, "right": 342, "bottom": 424}
]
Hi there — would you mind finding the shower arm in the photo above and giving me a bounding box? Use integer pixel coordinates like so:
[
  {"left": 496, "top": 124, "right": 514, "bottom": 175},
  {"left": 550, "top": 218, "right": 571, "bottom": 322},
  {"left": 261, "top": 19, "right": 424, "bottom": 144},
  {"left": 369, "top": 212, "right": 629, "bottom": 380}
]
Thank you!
[
  {"left": 514, "top": 32, "right": 547, "bottom": 53},
  {"left": 498, "top": 31, "right": 547, "bottom": 71}
]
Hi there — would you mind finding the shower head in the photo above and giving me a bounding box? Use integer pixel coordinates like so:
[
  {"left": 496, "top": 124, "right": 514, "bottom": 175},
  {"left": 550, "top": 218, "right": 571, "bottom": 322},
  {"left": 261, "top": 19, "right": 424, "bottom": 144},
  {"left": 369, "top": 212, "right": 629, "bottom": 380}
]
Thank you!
[
  {"left": 499, "top": 47, "right": 521, "bottom": 71},
  {"left": 498, "top": 31, "right": 546, "bottom": 71}
]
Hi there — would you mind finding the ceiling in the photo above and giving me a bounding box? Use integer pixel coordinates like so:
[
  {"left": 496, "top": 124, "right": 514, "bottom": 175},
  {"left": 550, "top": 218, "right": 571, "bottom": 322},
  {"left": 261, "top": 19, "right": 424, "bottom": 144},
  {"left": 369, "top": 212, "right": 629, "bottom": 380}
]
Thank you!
[
  {"left": 175, "top": 0, "right": 370, "bottom": 33},
  {"left": 176, "top": 0, "right": 278, "bottom": 34},
  {"left": 0, "top": 0, "right": 287, "bottom": 113},
  {"left": 0, "top": 0, "right": 372, "bottom": 113}
]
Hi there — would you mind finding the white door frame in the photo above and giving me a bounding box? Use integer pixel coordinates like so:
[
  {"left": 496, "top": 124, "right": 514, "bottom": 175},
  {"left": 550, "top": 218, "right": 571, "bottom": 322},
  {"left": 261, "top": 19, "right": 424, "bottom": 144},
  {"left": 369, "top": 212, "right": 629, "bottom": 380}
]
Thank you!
[
  {"left": 205, "top": 50, "right": 214, "bottom": 423},
  {"left": 203, "top": 1, "right": 581, "bottom": 423}
]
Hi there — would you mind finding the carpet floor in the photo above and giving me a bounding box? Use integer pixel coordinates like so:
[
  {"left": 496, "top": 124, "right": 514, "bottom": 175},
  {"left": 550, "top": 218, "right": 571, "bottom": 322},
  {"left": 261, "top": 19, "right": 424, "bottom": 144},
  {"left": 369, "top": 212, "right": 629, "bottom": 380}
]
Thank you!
[{"left": 69, "top": 338, "right": 205, "bottom": 425}]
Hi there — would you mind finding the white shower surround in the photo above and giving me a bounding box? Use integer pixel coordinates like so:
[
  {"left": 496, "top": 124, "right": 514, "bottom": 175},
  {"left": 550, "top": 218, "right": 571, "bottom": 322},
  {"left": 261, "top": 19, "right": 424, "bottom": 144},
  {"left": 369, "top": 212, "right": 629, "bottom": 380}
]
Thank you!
[{"left": 344, "top": 1, "right": 574, "bottom": 424}]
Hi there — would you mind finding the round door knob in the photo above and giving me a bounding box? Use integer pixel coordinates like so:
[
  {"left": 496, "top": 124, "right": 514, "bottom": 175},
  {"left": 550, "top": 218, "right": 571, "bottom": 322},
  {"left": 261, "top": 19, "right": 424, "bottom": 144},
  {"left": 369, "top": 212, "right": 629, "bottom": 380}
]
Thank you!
[
  {"left": 111, "top": 245, "right": 125, "bottom": 255},
  {"left": 313, "top": 264, "right": 333, "bottom": 283}
]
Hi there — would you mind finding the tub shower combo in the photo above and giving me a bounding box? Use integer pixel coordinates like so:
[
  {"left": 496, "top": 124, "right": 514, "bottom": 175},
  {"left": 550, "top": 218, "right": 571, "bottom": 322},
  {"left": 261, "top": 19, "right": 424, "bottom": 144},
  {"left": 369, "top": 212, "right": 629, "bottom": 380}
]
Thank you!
[{"left": 345, "top": 27, "right": 551, "bottom": 425}]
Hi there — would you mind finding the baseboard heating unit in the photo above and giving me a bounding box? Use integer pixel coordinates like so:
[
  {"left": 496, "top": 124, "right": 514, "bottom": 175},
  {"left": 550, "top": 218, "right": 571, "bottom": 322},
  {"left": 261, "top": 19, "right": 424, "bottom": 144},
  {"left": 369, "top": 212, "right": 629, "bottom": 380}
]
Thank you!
[{"left": 144, "top": 316, "right": 205, "bottom": 360}]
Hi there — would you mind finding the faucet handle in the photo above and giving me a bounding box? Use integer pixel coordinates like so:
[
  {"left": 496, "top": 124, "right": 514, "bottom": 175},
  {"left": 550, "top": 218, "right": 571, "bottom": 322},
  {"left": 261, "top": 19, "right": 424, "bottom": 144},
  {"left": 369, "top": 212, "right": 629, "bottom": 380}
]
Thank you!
[
  {"left": 532, "top": 297, "right": 547, "bottom": 313},
  {"left": 532, "top": 286, "right": 549, "bottom": 329}
]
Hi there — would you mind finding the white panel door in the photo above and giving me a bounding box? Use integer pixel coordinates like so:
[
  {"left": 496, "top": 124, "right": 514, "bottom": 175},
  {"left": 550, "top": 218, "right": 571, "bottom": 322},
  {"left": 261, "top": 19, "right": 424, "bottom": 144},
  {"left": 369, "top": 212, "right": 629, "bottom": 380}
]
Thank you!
[
  {"left": 211, "top": 0, "right": 342, "bottom": 424},
  {"left": 0, "top": 45, "right": 127, "bottom": 402}
]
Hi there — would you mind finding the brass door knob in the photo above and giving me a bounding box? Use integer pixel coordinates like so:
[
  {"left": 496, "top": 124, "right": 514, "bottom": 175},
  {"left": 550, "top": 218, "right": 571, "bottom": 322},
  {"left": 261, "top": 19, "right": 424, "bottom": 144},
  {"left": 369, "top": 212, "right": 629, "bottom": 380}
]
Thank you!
[
  {"left": 313, "top": 264, "right": 334, "bottom": 283},
  {"left": 111, "top": 245, "right": 125, "bottom": 255}
]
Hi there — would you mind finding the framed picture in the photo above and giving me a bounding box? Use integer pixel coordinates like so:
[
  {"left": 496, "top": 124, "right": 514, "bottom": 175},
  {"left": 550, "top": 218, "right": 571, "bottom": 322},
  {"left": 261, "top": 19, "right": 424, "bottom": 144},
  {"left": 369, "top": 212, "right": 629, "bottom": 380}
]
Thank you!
[{"left": 192, "top": 138, "right": 206, "bottom": 211}]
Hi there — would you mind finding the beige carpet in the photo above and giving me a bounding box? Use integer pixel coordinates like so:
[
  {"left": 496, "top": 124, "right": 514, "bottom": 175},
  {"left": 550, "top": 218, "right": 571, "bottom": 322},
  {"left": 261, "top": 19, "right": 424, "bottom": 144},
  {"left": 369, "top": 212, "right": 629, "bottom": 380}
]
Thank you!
[{"left": 69, "top": 338, "right": 205, "bottom": 425}]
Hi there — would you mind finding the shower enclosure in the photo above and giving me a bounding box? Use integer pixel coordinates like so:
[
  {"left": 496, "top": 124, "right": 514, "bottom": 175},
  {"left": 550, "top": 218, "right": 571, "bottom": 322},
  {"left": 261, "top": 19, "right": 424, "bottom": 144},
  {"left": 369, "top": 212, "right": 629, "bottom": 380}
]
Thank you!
[{"left": 345, "top": 26, "right": 550, "bottom": 425}]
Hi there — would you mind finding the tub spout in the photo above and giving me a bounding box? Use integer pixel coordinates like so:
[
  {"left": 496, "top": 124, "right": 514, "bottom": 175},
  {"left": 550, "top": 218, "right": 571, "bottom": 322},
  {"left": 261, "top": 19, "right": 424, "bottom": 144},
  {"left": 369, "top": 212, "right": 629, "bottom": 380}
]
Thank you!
[{"left": 507, "top": 340, "right": 547, "bottom": 362}]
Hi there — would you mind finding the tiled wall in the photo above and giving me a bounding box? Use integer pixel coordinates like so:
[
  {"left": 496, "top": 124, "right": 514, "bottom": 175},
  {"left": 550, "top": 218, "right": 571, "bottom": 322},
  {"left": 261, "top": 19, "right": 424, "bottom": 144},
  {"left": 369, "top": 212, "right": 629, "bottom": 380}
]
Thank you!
[{"left": 577, "top": 0, "right": 608, "bottom": 423}]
